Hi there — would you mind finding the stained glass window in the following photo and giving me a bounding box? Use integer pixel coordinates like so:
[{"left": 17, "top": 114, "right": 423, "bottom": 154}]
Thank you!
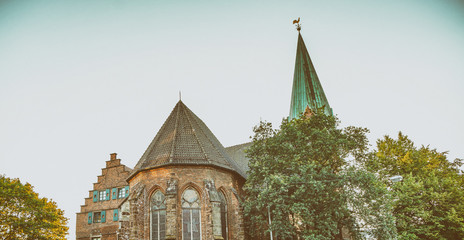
[
  {"left": 182, "top": 188, "right": 201, "bottom": 240},
  {"left": 151, "top": 190, "right": 166, "bottom": 240},
  {"left": 219, "top": 191, "right": 228, "bottom": 240}
]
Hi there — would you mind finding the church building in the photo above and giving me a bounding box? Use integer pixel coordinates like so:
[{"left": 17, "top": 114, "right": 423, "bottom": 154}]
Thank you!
[{"left": 76, "top": 25, "right": 331, "bottom": 240}]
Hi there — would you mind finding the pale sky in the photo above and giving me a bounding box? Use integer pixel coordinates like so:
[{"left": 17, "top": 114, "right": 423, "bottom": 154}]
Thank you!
[{"left": 1, "top": 0, "right": 463, "bottom": 239}]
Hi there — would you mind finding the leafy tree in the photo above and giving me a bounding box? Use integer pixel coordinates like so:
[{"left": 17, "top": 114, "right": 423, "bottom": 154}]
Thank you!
[
  {"left": 0, "top": 175, "right": 68, "bottom": 240},
  {"left": 365, "top": 132, "right": 464, "bottom": 240},
  {"left": 243, "top": 112, "right": 396, "bottom": 240}
]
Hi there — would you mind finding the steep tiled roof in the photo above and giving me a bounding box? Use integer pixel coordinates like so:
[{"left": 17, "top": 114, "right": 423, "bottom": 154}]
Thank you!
[
  {"left": 131, "top": 101, "right": 246, "bottom": 178},
  {"left": 224, "top": 142, "right": 252, "bottom": 178},
  {"left": 289, "top": 32, "right": 332, "bottom": 119}
]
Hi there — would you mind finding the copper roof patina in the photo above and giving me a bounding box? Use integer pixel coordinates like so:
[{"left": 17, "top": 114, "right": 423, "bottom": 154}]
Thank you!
[
  {"left": 289, "top": 32, "right": 333, "bottom": 119},
  {"left": 130, "top": 101, "right": 246, "bottom": 179}
]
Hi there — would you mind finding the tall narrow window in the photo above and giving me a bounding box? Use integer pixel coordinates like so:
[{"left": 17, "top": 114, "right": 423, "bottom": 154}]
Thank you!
[
  {"left": 151, "top": 190, "right": 166, "bottom": 240},
  {"left": 182, "top": 188, "right": 201, "bottom": 240},
  {"left": 219, "top": 191, "right": 228, "bottom": 240}
]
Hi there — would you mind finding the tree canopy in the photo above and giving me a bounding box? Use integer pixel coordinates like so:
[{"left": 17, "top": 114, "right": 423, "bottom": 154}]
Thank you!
[
  {"left": 243, "top": 112, "right": 396, "bottom": 240},
  {"left": 0, "top": 175, "right": 68, "bottom": 240},
  {"left": 364, "top": 132, "right": 464, "bottom": 240}
]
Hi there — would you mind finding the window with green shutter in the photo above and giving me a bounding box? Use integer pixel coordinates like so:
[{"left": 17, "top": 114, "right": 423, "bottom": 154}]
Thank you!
[
  {"left": 93, "top": 212, "right": 101, "bottom": 223},
  {"left": 125, "top": 186, "right": 129, "bottom": 198},
  {"left": 99, "top": 191, "right": 106, "bottom": 201},
  {"left": 101, "top": 210, "right": 106, "bottom": 223},
  {"left": 113, "top": 209, "right": 119, "bottom": 221},
  {"left": 93, "top": 191, "right": 98, "bottom": 202},
  {"left": 118, "top": 187, "right": 125, "bottom": 198},
  {"left": 88, "top": 212, "right": 93, "bottom": 224},
  {"left": 105, "top": 189, "right": 110, "bottom": 201},
  {"left": 112, "top": 188, "right": 117, "bottom": 200}
]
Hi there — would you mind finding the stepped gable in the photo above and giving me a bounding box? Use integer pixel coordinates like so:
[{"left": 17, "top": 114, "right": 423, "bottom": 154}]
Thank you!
[{"left": 130, "top": 100, "right": 246, "bottom": 178}]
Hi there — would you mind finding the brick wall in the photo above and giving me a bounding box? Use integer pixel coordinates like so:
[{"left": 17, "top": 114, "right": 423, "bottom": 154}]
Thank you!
[{"left": 76, "top": 153, "right": 131, "bottom": 240}]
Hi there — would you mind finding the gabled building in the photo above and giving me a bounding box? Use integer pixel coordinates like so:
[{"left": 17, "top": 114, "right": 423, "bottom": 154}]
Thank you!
[
  {"left": 76, "top": 153, "right": 132, "bottom": 240},
  {"left": 76, "top": 26, "right": 331, "bottom": 240}
]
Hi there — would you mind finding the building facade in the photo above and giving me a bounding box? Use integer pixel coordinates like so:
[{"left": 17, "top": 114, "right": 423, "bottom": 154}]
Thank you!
[
  {"left": 76, "top": 28, "right": 331, "bottom": 240},
  {"left": 76, "top": 153, "right": 132, "bottom": 240}
]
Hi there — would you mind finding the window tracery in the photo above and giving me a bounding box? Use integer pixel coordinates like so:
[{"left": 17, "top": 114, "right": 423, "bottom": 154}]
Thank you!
[
  {"left": 151, "top": 190, "right": 166, "bottom": 240},
  {"left": 182, "top": 188, "right": 201, "bottom": 240}
]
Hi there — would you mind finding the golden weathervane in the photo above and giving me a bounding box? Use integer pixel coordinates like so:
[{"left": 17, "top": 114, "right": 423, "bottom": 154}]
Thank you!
[{"left": 293, "top": 17, "right": 301, "bottom": 31}]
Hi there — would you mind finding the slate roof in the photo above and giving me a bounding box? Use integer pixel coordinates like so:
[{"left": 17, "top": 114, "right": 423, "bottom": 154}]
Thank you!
[
  {"left": 131, "top": 101, "right": 246, "bottom": 178},
  {"left": 289, "top": 32, "right": 333, "bottom": 119},
  {"left": 224, "top": 142, "right": 252, "bottom": 178}
]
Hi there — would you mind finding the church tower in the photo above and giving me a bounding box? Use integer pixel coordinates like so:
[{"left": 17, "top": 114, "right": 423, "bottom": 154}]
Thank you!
[
  {"left": 289, "top": 23, "right": 333, "bottom": 119},
  {"left": 76, "top": 22, "right": 332, "bottom": 240}
]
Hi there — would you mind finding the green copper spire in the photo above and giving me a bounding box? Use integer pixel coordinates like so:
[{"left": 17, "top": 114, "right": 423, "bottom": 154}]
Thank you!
[{"left": 289, "top": 31, "right": 333, "bottom": 120}]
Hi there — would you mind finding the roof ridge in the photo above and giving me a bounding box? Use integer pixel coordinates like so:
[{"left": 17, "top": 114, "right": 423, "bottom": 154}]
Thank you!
[
  {"left": 136, "top": 104, "right": 176, "bottom": 170},
  {"left": 130, "top": 101, "right": 246, "bottom": 180},
  {"left": 169, "top": 101, "right": 181, "bottom": 163},
  {"left": 226, "top": 142, "right": 252, "bottom": 149},
  {"left": 183, "top": 103, "right": 212, "bottom": 164}
]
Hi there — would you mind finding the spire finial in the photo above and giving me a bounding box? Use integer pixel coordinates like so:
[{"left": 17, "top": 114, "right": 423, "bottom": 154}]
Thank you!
[
  {"left": 293, "top": 17, "right": 301, "bottom": 31},
  {"left": 179, "top": 91, "right": 181, "bottom": 101}
]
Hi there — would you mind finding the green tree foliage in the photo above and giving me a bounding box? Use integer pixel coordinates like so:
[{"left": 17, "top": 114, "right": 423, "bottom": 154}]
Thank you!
[
  {"left": 365, "top": 132, "right": 464, "bottom": 239},
  {"left": 0, "top": 175, "right": 68, "bottom": 240},
  {"left": 243, "top": 112, "right": 396, "bottom": 240}
]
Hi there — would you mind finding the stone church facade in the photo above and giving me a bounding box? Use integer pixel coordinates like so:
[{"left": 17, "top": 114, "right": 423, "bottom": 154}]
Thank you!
[{"left": 76, "top": 27, "right": 331, "bottom": 240}]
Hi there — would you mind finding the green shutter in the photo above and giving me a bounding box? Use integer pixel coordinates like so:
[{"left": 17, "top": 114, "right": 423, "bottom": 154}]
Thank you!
[
  {"left": 101, "top": 210, "right": 106, "bottom": 223},
  {"left": 93, "top": 191, "right": 98, "bottom": 202},
  {"left": 106, "top": 189, "right": 110, "bottom": 201},
  {"left": 88, "top": 212, "right": 93, "bottom": 224},
  {"left": 125, "top": 186, "right": 129, "bottom": 198},
  {"left": 113, "top": 209, "right": 119, "bottom": 221},
  {"left": 112, "top": 188, "right": 117, "bottom": 200}
]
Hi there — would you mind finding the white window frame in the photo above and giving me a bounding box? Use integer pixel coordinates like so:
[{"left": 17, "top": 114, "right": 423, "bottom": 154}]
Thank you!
[
  {"left": 118, "top": 187, "right": 126, "bottom": 198},
  {"left": 99, "top": 191, "right": 107, "bottom": 201}
]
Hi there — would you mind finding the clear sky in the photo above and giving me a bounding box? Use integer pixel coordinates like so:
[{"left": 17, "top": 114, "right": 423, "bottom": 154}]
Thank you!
[{"left": 1, "top": 0, "right": 463, "bottom": 239}]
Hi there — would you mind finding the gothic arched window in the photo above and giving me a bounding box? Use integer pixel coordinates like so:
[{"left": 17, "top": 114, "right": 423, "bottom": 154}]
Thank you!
[
  {"left": 151, "top": 190, "right": 166, "bottom": 240},
  {"left": 182, "top": 188, "right": 201, "bottom": 240},
  {"left": 219, "top": 191, "right": 228, "bottom": 240}
]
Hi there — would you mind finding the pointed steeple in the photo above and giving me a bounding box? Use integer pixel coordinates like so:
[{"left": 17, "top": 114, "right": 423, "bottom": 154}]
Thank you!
[
  {"left": 289, "top": 31, "right": 332, "bottom": 120},
  {"left": 131, "top": 100, "right": 246, "bottom": 178}
]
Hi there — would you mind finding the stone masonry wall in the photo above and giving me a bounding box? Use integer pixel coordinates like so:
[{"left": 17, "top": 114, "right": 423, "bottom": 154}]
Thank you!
[{"left": 127, "top": 165, "right": 246, "bottom": 240}]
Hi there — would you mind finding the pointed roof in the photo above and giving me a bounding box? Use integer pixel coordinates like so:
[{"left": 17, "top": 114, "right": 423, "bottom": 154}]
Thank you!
[
  {"left": 289, "top": 32, "right": 333, "bottom": 120},
  {"left": 130, "top": 101, "right": 246, "bottom": 179}
]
